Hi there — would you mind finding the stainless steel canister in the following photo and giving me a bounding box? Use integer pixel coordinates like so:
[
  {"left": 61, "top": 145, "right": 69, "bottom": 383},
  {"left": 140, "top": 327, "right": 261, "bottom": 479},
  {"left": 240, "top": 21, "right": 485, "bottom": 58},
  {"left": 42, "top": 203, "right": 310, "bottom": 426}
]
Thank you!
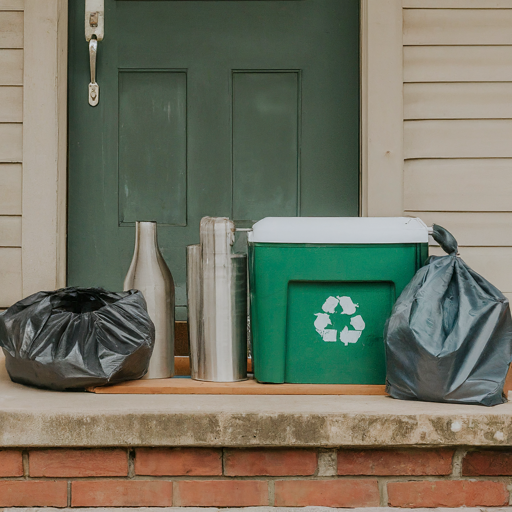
[{"left": 187, "top": 218, "right": 248, "bottom": 382}]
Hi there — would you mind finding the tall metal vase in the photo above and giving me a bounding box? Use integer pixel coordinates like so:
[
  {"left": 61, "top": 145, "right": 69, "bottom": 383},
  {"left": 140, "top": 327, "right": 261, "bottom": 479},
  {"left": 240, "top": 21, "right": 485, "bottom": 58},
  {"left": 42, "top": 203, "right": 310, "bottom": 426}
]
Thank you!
[{"left": 124, "top": 221, "right": 175, "bottom": 379}]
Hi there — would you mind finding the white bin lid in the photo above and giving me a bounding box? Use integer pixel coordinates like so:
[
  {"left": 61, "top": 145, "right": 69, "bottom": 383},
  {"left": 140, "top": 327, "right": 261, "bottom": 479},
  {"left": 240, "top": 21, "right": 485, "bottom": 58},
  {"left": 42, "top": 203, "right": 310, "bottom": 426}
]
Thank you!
[{"left": 248, "top": 217, "right": 429, "bottom": 244}]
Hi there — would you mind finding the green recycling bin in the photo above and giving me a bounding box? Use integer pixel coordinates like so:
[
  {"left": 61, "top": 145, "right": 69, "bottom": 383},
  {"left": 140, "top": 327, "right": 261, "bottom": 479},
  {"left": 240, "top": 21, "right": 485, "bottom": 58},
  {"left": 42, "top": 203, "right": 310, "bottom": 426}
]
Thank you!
[{"left": 248, "top": 217, "right": 429, "bottom": 384}]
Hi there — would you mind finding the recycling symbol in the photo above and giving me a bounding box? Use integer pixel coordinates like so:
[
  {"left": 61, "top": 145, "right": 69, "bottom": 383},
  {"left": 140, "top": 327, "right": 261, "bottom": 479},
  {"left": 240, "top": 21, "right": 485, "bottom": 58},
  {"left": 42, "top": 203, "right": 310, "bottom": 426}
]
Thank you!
[{"left": 314, "top": 296, "right": 366, "bottom": 346}]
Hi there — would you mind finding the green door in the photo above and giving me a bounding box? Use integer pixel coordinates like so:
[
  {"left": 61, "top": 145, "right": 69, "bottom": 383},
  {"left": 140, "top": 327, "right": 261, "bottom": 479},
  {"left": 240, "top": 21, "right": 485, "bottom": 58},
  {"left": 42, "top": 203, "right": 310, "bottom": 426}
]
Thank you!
[{"left": 68, "top": 0, "right": 360, "bottom": 319}]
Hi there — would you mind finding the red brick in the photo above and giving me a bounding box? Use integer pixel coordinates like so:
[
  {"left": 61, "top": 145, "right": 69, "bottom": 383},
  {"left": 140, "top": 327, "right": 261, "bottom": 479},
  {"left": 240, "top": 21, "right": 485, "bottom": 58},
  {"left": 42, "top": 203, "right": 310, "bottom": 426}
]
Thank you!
[
  {"left": 463, "top": 450, "right": 512, "bottom": 476},
  {"left": 338, "top": 449, "right": 454, "bottom": 476},
  {"left": 0, "top": 450, "right": 23, "bottom": 477},
  {"left": 30, "top": 448, "right": 128, "bottom": 477},
  {"left": 178, "top": 480, "right": 267, "bottom": 507},
  {"left": 135, "top": 447, "right": 221, "bottom": 476},
  {"left": 387, "top": 480, "right": 509, "bottom": 507},
  {"left": 225, "top": 449, "right": 317, "bottom": 476},
  {"left": 0, "top": 480, "right": 67, "bottom": 507},
  {"left": 274, "top": 479, "right": 379, "bottom": 507},
  {"left": 71, "top": 480, "right": 173, "bottom": 507}
]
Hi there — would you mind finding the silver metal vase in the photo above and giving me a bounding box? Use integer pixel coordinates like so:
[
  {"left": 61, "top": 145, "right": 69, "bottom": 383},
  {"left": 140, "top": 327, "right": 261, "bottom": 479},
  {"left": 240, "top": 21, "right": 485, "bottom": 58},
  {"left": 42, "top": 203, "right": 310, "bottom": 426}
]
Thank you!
[{"left": 124, "top": 221, "right": 175, "bottom": 379}]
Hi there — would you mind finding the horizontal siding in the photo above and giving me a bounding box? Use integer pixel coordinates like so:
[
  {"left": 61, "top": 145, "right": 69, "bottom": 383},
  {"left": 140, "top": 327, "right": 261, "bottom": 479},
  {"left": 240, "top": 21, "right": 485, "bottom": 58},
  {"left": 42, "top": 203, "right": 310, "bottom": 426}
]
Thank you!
[
  {"left": 404, "top": 82, "right": 512, "bottom": 120},
  {"left": 0, "top": 86, "right": 21, "bottom": 121},
  {"left": 404, "top": 9, "right": 512, "bottom": 45},
  {"left": 0, "top": 11, "right": 21, "bottom": 48},
  {"left": 404, "top": 159, "right": 512, "bottom": 212},
  {"left": 403, "top": 0, "right": 512, "bottom": 302},
  {"left": 404, "top": 1, "right": 512, "bottom": 7},
  {"left": 0, "top": 215, "right": 21, "bottom": 246},
  {"left": 0, "top": 4, "right": 22, "bottom": 307},
  {"left": 429, "top": 246, "right": 512, "bottom": 292},
  {"left": 404, "top": 46, "right": 512, "bottom": 82},
  {"left": 0, "top": 49, "right": 22, "bottom": 85},
  {"left": 0, "top": 163, "right": 21, "bottom": 214},
  {"left": 0, "top": 247, "right": 21, "bottom": 307},
  {"left": 0, "top": 0, "right": 23, "bottom": 10},
  {"left": 0, "top": 123, "right": 21, "bottom": 161},
  {"left": 404, "top": 120, "right": 512, "bottom": 159},
  {"left": 408, "top": 212, "right": 512, "bottom": 246}
]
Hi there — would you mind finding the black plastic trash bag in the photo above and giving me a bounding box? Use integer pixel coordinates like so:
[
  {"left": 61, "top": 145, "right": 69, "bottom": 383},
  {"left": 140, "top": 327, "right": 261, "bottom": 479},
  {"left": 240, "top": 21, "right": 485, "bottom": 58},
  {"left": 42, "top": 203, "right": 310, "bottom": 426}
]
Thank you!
[
  {"left": 0, "top": 287, "right": 155, "bottom": 391},
  {"left": 385, "top": 225, "right": 512, "bottom": 406}
]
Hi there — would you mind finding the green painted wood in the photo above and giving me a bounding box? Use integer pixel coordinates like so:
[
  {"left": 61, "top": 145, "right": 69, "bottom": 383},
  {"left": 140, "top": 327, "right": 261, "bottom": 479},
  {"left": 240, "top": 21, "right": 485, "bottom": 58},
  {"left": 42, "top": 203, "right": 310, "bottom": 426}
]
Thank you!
[
  {"left": 119, "top": 71, "right": 187, "bottom": 226},
  {"left": 233, "top": 72, "right": 299, "bottom": 220},
  {"left": 68, "top": 0, "right": 360, "bottom": 319}
]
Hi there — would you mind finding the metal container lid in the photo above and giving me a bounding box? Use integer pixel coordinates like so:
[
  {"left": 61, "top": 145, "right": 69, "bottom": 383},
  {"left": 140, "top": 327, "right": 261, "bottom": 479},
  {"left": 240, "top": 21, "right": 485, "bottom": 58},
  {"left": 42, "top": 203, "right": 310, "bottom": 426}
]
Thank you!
[{"left": 248, "top": 217, "right": 429, "bottom": 244}]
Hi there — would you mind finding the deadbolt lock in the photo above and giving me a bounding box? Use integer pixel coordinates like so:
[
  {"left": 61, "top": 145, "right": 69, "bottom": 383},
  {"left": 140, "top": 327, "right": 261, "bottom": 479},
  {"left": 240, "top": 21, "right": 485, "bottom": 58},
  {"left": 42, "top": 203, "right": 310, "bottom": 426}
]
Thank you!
[{"left": 89, "top": 12, "right": 99, "bottom": 28}]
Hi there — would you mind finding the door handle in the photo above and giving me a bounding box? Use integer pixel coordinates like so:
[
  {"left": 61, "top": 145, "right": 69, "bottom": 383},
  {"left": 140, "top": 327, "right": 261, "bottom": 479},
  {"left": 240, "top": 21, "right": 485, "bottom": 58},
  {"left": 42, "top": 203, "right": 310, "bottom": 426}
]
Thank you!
[
  {"left": 89, "top": 39, "right": 99, "bottom": 106},
  {"left": 85, "top": 0, "right": 104, "bottom": 106}
]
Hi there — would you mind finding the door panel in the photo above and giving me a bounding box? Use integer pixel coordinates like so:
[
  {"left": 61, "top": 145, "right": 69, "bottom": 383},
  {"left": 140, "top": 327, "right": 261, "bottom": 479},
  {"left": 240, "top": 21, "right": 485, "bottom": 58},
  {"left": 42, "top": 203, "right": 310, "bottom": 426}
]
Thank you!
[
  {"left": 233, "top": 71, "right": 299, "bottom": 220},
  {"left": 68, "top": 0, "right": 360, "bottom": 319},
  {"left": 119, "top": 71, "right": 187, "bottom": 226}
]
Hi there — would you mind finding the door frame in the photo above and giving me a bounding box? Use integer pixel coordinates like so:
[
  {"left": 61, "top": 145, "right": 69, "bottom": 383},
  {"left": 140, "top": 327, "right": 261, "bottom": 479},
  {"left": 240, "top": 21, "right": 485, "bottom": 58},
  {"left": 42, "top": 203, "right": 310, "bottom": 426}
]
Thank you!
[{"left": 21, "top": 0, "right": 404, "bottom": 295}]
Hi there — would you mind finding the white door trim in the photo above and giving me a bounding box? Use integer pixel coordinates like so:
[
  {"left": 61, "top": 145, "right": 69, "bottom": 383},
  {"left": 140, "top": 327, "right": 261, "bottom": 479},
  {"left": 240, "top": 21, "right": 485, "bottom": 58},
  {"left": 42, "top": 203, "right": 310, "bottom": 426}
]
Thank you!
[
  {"left": 361, "top": 0, "right": 404, "bottom": 217},
  {"left": 21, "top": 0, "right": 403, "bottom": 292},
  {"left": 22, "top": 0, "right": 68, "bottom": 296}
]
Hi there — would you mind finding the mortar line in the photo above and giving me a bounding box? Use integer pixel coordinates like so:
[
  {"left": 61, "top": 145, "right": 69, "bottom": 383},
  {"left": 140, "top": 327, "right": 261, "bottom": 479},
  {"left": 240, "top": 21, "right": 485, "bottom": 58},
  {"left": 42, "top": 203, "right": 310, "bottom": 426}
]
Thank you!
[
  {"left": 67, "top": 480, "right": 71, "bottom": 507},
  {"left": 35, "top": 473, "right": 508, "bottom": 481},
  {"left": 313, "top": 448, "right": 320, "bottom": 477},
  {"left": 128, "top": 448, "right": 135, "bottom": 478},
  {"left": 268, "top": 478, "right": 275, "bottom": 506},
  {"left": 172, "top": 479, "right": 179, "bottom": 507},
  {"left": 21, "top": 450, "right": 29, "bottom": 479},
  {"left": 317, "top": 448, "right": 337, "bottom": 477},
  {"left": 378, "top": 477, "right": 388, "bottom": 507},
  {"left": 452, "top": 447, "right": 466, "bottom": 477}
]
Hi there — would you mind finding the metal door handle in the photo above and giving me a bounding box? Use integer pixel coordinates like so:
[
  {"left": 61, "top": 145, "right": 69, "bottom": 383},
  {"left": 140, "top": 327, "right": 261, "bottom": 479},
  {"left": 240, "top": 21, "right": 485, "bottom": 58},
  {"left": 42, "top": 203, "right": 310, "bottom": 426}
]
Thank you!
[
  {"left": 89, "top": 39, "right": 99, "bottom": 106},
  {"left": 85, "top": 0, "right": 104, "bottom": 106}
]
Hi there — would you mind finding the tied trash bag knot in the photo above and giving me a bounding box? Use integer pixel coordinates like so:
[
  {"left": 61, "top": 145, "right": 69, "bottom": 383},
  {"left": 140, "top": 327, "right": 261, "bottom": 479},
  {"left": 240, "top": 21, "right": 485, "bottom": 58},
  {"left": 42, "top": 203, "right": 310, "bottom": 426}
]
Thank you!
[
  {"left": 432, "top": 224, "right": 458, "bottom": 256},
  {"left": 384, "top": 225, "right": 512, "bottom": 406},
  {"left": 0, "top": 287, "right": 155, "bottom": 391}
]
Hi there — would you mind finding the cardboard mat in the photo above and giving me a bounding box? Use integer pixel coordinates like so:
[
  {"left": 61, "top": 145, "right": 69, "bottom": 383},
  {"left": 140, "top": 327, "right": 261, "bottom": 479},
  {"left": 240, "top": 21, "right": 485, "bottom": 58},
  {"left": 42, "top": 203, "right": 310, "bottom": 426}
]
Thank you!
[
  {"left": 88, "top": 356, "right": 387, "bottom": 395},
  {"left": 88, "top": 357, "right": 512, "bottom": 397},
  {"left": 88, "top": 378, "right": 387, "bottom": 395}
]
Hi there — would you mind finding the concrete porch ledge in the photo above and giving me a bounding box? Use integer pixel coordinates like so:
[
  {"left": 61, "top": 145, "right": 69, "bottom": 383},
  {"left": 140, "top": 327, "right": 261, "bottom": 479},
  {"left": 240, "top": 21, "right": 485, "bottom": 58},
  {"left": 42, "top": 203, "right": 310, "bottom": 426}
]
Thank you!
[{"left": 1, "top": 357, "right": 512, "bottom": 448}]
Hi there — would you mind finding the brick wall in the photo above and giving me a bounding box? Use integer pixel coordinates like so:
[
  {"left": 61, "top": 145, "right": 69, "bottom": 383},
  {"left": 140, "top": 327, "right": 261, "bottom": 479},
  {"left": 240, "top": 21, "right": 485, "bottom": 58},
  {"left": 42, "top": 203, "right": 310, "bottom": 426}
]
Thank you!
[{"left": 0, "top": 447, "right": 510, "bottom": 508}]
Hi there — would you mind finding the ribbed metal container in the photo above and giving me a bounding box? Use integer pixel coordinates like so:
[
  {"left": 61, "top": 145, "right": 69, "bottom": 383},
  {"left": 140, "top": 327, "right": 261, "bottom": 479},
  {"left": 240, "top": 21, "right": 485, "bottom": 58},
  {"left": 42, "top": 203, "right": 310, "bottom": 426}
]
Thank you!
[{"left": 187, "top": 217, "right": 248, "bottom": 382}]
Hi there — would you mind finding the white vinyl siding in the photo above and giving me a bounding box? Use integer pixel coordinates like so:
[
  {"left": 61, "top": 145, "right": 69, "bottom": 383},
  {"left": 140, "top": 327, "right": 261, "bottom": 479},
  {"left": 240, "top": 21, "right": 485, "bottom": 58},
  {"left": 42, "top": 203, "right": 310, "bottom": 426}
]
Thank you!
[
  {"left": 404, "top": 1, "right": 512, "bottom": 8},
  {"left": 403, "top": 1, "right": 512, "bottom": 296},
  {"left": 0, "top": 4, "right": 22, "bottom": 307}
]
